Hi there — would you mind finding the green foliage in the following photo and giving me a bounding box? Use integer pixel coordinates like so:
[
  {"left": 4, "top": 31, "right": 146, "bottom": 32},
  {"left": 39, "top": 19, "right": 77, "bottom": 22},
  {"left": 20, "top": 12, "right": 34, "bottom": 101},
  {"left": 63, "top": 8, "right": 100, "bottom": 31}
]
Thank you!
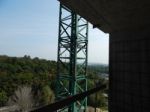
[
  {"left": 87, "top": 91, "right": 107, "bottom": 107},
  {"left": 0, "top": 55, "right": 57, "bottom": 107},
  {"left": 0, "top": 90, "right": 8, "bottom": 106},
  {"left": 0, "top": 55, "right": 108, "bottom": 110},
  {"left": 87, "top": 64, "right": 109, "bottom": 109},
  {"left": 87, "top": 64, "right": 108, "bottom": 74},
  {"left": 40, "top": 85, "right": 55, "bottom": 105}
]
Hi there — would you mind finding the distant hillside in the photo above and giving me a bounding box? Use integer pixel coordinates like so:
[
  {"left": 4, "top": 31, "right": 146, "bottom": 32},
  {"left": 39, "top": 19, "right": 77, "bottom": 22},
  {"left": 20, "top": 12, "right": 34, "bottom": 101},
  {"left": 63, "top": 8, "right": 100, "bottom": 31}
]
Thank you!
[
  {"left": 0, "top": 55, "right": 108, "bottom": 110},
  {"left": 87, "top": 63, "right": 109, "bottom": 75},
  {"left": 0, "top": 55, "right": 57, "bottom": 107},
  {"left": 88, "top": 62, "right": 108, "bottom": 66}
]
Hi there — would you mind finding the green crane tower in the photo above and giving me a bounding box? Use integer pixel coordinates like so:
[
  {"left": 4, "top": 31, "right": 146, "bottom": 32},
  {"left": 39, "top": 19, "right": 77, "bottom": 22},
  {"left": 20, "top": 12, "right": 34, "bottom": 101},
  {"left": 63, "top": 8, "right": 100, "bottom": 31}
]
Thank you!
[{"left": 56, "top": 4, "right": 88, "bottom": 112}]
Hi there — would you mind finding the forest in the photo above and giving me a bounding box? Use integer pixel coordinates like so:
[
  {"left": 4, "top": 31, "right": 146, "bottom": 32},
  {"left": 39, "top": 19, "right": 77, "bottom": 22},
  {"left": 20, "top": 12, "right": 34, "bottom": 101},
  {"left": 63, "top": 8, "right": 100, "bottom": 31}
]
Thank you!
[{"left": 0, "top": 55, "right": 108, "bottom": 111}]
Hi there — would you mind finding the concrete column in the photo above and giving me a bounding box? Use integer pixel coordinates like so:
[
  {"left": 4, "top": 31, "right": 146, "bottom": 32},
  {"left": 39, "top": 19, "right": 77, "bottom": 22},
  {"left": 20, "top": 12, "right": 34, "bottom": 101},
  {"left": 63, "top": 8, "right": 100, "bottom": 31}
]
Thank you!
[{"left": 109, "top": 28, "right": 150, "bottom": 112}]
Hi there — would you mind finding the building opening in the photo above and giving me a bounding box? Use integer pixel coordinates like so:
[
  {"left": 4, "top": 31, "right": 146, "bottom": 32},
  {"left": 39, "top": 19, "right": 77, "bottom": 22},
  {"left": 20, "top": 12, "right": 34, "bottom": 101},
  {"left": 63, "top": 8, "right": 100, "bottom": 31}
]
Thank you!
[
  {"left": 0, "top": 1, "right": 109, "bottom": 112},
  {"left": 87, "top": 24, "right": 109, "bottom": 112}
]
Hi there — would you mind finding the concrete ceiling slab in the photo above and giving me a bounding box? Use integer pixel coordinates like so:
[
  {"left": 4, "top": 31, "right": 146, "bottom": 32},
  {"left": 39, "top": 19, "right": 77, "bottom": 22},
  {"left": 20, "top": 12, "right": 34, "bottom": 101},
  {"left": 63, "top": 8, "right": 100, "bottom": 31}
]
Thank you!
[{"left": 60, "top": 0, "right": 150, "bottom": 33}]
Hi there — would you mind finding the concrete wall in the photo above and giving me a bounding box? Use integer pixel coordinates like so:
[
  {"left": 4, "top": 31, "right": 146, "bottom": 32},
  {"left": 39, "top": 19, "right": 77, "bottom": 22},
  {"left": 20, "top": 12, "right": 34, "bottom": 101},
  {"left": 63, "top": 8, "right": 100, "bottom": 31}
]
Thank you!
[{"left": 109, "top": 28, "right": 150, "bottom": 112}]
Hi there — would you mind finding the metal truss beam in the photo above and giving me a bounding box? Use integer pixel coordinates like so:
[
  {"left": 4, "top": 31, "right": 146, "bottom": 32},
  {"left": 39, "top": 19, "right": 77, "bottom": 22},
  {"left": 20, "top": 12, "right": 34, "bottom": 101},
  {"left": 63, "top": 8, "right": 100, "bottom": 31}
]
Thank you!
[{"left": 56, "top": 4, "right": 88, "bottom": 112}]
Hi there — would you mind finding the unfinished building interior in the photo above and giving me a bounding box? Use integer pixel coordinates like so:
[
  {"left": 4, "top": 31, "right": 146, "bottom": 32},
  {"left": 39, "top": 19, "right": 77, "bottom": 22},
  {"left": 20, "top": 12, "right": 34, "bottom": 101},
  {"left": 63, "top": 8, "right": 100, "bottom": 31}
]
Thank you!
[{"left": 59, "top": 0, "right": 150, "bottom": 112}]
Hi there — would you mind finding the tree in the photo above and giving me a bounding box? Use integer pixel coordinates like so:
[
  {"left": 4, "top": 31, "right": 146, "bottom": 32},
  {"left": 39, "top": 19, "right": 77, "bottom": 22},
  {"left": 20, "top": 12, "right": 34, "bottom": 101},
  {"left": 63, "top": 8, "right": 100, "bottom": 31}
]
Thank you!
[
  {"left": 7, "top": 86, "right": 35, "bottom": 112},
  {"left": 0, "top": 90, "right": 8, "bottom": 107},
  {"left": 40, "top": 85, "right": 55, "bottom": 105}
]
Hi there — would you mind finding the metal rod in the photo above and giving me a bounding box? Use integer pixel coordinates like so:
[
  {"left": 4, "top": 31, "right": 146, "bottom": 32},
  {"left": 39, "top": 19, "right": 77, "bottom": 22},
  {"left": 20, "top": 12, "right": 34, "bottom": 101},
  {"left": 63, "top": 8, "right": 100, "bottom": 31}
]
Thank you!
[{"left": 31, "top": 84, "right": 106, "bottom": 112}]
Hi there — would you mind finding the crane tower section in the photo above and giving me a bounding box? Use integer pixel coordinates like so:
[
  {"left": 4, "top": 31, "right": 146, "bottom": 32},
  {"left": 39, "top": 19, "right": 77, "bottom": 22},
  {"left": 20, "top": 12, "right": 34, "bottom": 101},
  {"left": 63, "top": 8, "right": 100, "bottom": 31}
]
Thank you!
[{"left": 56, "top": 4, "right": 88, "bottom": 112}]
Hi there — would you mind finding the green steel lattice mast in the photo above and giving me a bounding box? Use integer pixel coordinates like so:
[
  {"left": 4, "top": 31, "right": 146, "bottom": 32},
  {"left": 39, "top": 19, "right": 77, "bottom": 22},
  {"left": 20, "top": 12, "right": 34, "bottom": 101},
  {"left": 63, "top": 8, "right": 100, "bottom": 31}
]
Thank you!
[{"left": 56, "top": 4, "right": 88, "bottom": 112}]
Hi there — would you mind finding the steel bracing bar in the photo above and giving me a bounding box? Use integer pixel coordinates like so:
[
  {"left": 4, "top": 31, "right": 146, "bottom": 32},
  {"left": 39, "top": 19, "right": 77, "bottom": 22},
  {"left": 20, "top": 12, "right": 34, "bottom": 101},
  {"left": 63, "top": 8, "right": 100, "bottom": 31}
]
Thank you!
[{"left": 31, "top": 84, "right": 106, "bottom": 112}]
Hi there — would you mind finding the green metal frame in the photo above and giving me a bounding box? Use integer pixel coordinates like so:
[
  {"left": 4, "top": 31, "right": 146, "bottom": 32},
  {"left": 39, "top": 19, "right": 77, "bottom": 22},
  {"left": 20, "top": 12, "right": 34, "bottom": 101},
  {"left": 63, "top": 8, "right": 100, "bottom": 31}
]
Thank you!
[{"left": 56, "top": 4, "right": 88, "bottom": 112}]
